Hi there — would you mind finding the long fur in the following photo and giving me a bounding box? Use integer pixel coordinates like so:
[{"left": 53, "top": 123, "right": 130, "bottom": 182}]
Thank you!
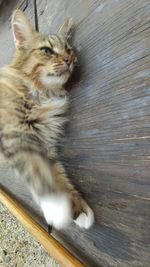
[{"left": 0, "top": 10, "right": 94, "bottom": 229}]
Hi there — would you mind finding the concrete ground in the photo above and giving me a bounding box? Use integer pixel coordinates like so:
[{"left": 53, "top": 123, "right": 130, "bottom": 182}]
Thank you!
[{"left": 0, "top": 203, "right": 61, "bottom": 267}]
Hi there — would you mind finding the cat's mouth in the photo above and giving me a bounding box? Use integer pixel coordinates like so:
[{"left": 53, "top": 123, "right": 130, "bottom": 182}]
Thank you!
[
  {"left": 48, "top": 69, "right": 71, "bottom": 78},
  {"left": 60, "top": 69, "right": 71, "bottom": 78},
  {"left": 47, "top": 63, "right": 74, "bottom": 79}
]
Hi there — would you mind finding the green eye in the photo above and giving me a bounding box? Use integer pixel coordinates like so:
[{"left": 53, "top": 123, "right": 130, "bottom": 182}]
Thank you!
[{"left": 40, "top": 47, "right": 53, "bottom": 54}]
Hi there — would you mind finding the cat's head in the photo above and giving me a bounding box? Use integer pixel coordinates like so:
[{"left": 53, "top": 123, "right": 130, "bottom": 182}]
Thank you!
[{"left": 11, "top": 10, "right": 77, "bottom": 88}]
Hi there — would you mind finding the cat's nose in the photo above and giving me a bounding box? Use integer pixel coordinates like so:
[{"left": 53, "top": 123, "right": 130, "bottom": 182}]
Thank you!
[{"left": 63, "top": 57, "right": 70, "bottom": 66}]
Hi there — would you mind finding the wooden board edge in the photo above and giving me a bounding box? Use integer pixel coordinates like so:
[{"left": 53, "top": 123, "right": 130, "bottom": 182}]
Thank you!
[{"left": 0, "top": 187, "right": 85, "bottom": 267}]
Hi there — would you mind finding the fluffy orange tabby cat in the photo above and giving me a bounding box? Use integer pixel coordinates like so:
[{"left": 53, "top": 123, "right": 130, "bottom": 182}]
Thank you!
[{"left": 0, "top": 10, "right": 94, "bottom": 229}]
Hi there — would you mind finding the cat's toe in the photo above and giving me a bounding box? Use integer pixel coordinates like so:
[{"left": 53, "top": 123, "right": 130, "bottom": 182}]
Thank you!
[
  {"left": 74, "top": 206, "right": 94, "bottom": 229},
  {"left": 40, "top": 194, "right": 72, "bottom": 230}
]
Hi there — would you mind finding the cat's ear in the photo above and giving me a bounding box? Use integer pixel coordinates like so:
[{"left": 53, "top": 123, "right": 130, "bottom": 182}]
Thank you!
[
  {"left": 58, "top": 19, "right": 72, "bottom": 40},
  {"left": 12, "top": 9, "right": 33, "bottom": 48}
]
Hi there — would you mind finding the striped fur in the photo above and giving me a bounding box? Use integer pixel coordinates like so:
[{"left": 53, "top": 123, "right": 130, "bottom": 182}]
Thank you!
[{"left": 0, "top": 10, "right": 94, "bottom": 229}]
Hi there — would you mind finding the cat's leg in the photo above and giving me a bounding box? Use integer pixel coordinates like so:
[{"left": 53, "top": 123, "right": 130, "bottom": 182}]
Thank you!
[
  {"left": 12, "top": 151, "right": 72, "bottom": 230},
  {"left": 12, "top": 151, "right": 94, "bottom": 229},
  {"left": 50, "top": 160, "right": 95, "bottom": 229}
]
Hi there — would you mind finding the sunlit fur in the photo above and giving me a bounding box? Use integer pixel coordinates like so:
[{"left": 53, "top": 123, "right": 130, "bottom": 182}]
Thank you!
[{"left": 0, "top": 10, "right": 94, "bottom": 229}]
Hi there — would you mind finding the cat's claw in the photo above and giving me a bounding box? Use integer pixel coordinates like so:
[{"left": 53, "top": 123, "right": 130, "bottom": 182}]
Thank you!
[{"left": 47, "top": 224, "right": 52, "bottom": 234}]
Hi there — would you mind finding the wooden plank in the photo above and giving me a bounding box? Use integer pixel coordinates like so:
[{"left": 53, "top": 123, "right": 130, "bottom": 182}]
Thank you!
[
  {"left": 37, "top": 0, "right": 150, "bottom": 266},
  {"left": 0, "top": 0, "right": 150, "bottom": 266}
]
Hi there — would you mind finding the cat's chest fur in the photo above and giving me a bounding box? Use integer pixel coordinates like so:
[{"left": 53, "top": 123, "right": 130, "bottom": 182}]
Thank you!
[
  {"left": 28, "top": 86, "right": 68, "bottom": 106},
  {"left": 26, "top": 86, "right": 69, "bottom": 149}
]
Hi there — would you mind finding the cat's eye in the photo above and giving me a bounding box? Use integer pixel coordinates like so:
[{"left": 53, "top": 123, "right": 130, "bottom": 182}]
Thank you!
[
  {"left": 40, "top": 47, "right": 54, "bottom": 54},
  {"left": 65, "top": 45, "right": 71, "bottom": 54},
  {"left": 66, "top": 48, "right": 71, "bottom": 54}
]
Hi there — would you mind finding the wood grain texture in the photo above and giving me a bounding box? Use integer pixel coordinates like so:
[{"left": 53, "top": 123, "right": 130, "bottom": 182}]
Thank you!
[{"left": 0, "top": 0, "right": 150, "bottom": 266}]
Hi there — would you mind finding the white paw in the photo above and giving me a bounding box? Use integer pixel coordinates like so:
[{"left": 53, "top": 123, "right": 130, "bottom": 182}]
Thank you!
[
  {"left": 74, "top": 206, "right": 94, "bottom": 229},
  {"left": 40, "top": 194, "right": 72, "bottom": 230}
]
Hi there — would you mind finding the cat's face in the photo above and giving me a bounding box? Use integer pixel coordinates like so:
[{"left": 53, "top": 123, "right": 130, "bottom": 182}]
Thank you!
[
  {"left": 31, "top": 34, "right": 77, "bottom": 87},
  {"left": 11, "top": 10, "right": 77, "bottom": 88}
]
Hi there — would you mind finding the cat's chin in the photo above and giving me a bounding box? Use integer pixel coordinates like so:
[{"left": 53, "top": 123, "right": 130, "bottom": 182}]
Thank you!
[{"left": 40, "top": 72, "right": 70, "bottom": 88}]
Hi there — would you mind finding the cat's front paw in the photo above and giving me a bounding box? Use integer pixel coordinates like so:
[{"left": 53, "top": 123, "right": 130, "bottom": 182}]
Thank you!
[{"left": 39, "top": 194, "right": 72, "bottom": 230}]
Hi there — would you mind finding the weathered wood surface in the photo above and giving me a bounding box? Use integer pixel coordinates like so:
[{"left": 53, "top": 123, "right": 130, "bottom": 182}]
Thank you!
[{"left": 0, "top": 0, "right": 150, "bottom": 266}]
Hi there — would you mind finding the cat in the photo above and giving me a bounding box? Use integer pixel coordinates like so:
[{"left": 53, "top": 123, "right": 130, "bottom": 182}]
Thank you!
[{"left": 0, "top": 9, "right": 94, "bottom": 230}]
